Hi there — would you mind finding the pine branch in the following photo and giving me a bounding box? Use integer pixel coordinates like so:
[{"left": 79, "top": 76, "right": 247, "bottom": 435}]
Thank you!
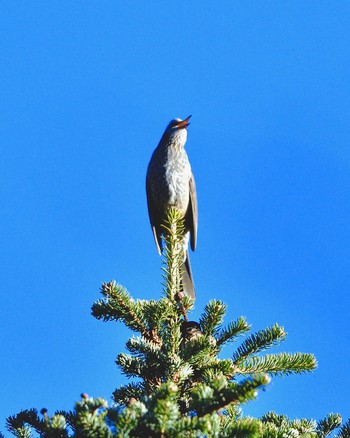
[
  {"left": 235, "top": 352, "right": 317, "bottom": 376},
  {"left": 210, "top": 359, "right": 237, "bottom": 379},
  {"left": 199, "top": 300, "right": 227, "bottom": 337},
  {"left": 54, "top": 410, "right": 75, "bottom": 432},
  {"left": 216, "top": 317, "right": 251, "bottom": 347},
  {"left": 126, "top": 336, "right": 164, "bottom": 362},
  {"left": 289, "top": 418, "right": 318, "bottom": 433},
  {"left": 112, "top": 382, "right": 145, "bottom": 405},
  {"left": 261, "top": 412, "right": 348, "bottom": 438},
  {"left": 42, "top": 414, "right": 69, "bottom": 437},
  {"left": 73, "top": 396, "right": 111, "bottom": 438},
  {"left": 232, "top": 323, "right": 287, "bottom": 364},
  {"left": 152, "top": 395, "right": 180, "bottom": 434},
  {"left": 137, "top": 382, "right": 181, "bottom": 436},
  {"left": 141, "top": 299, "right": 170, "bottom": 334},
  {"left": 316, "top": 414, "right": 342, "bottom": 438},
  {"left": 125, "top": 336, "right": 182, "bottom": 385},
  {"left": 181, "top": 330, "right": 217, "bottom": 362},
  {"left": 171, "top": 363, "right": 194, "bottom": 384},
  {"left": 261, "top": 411, "right": 288, "bottom": 428},
  {"left": 169, "top": 414, "right": 219, "bottom": 437},
  {"left": 179, "top": 336, "right": 223, "bottom": 384},
  {"left": 337, "top": 419, "right": 350, "bottom": 438},
  {"left": 116, "top": 352, "right": 164, "bottom": 391},
  {"left": 162, "top": 310, "right": 182, "bottom": 358},
  {"left": 116, "top": 353, "right": 147, "bottom": 379},
  {"left": 161, "top": 208, "right": 187, "bottom": 301},
  {"left": 92, "top": 282, "right": 151, "bottom": 338},
  {"left": 191, "top": 374, "right": 271, "bottom": 417},
  {"left": 113, "top": 400, "right": 147, "bottom": 437},
  {"left": 6, "top": 409, "right": 43, "bottom": 437},
  {"left": 221, "top": 417, "right": 262, "bottom": 438}
]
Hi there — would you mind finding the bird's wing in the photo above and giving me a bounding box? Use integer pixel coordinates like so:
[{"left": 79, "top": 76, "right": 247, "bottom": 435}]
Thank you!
[
  {"left": 188, "top": 172, "right": 198, "bottom": 251},
  {"left": 146, "top": 177, "right": 162, "bottom": 254}
]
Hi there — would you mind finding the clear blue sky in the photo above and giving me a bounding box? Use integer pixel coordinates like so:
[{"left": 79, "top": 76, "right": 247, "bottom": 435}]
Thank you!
[{"left": 1, "top": 1, "right": 350, "bottom": 433}]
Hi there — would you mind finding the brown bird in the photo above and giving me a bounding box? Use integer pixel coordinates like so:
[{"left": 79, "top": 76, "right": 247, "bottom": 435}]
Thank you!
[{"left": 146, "top": 115, "right": 198, "bottom": 299}]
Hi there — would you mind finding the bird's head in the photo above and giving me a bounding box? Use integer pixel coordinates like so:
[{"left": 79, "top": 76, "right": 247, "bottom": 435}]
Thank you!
[
  {"left": 166, "top": 115, "right": 191, "bottom": 131},
  {"left": 162, "top": 115, "right": 191, "bottom": 147}
]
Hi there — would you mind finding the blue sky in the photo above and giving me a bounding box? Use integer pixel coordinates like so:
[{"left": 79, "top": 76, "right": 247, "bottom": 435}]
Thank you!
[{"left": 1, "top": 1, "right": 350, "bottom": 432}]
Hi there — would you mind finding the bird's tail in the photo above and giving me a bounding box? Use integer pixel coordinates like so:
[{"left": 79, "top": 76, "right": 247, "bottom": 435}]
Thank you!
[{"left": 181, "top": 250, "right": 195, "bottom": 299}]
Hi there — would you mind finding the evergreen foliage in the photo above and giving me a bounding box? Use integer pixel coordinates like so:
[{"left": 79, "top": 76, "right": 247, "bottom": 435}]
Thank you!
[{"left": 4, "top": 209, "right": 349, "bottom": 437}]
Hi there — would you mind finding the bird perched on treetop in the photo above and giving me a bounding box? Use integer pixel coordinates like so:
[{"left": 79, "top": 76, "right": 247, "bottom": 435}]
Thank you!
[{"left": 146, "top": 115, "right": 198, "bottom": 299}]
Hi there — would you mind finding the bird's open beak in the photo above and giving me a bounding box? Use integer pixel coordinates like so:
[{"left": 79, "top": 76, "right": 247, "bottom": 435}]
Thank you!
[{"left": 175, "top": 115, "right": 192, "bottom": 129}]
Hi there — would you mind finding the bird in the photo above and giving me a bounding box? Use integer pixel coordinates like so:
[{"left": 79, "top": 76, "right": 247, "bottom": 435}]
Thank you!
[
  {"left": 181, "top": 321, "right": 203, "bottom": 341},
  {"left": 146, "top": 115, "right": 198, "bottom": 299}
]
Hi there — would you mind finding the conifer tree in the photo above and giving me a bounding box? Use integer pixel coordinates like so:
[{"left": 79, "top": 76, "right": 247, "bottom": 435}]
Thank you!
[{"left": 5, "top": 209, "right": 350, "bottom": 437}]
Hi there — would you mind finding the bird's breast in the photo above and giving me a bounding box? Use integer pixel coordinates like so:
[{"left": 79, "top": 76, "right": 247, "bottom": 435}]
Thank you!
[{"left": 148, "top": 147, "right": 191, "bottom": 215}]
